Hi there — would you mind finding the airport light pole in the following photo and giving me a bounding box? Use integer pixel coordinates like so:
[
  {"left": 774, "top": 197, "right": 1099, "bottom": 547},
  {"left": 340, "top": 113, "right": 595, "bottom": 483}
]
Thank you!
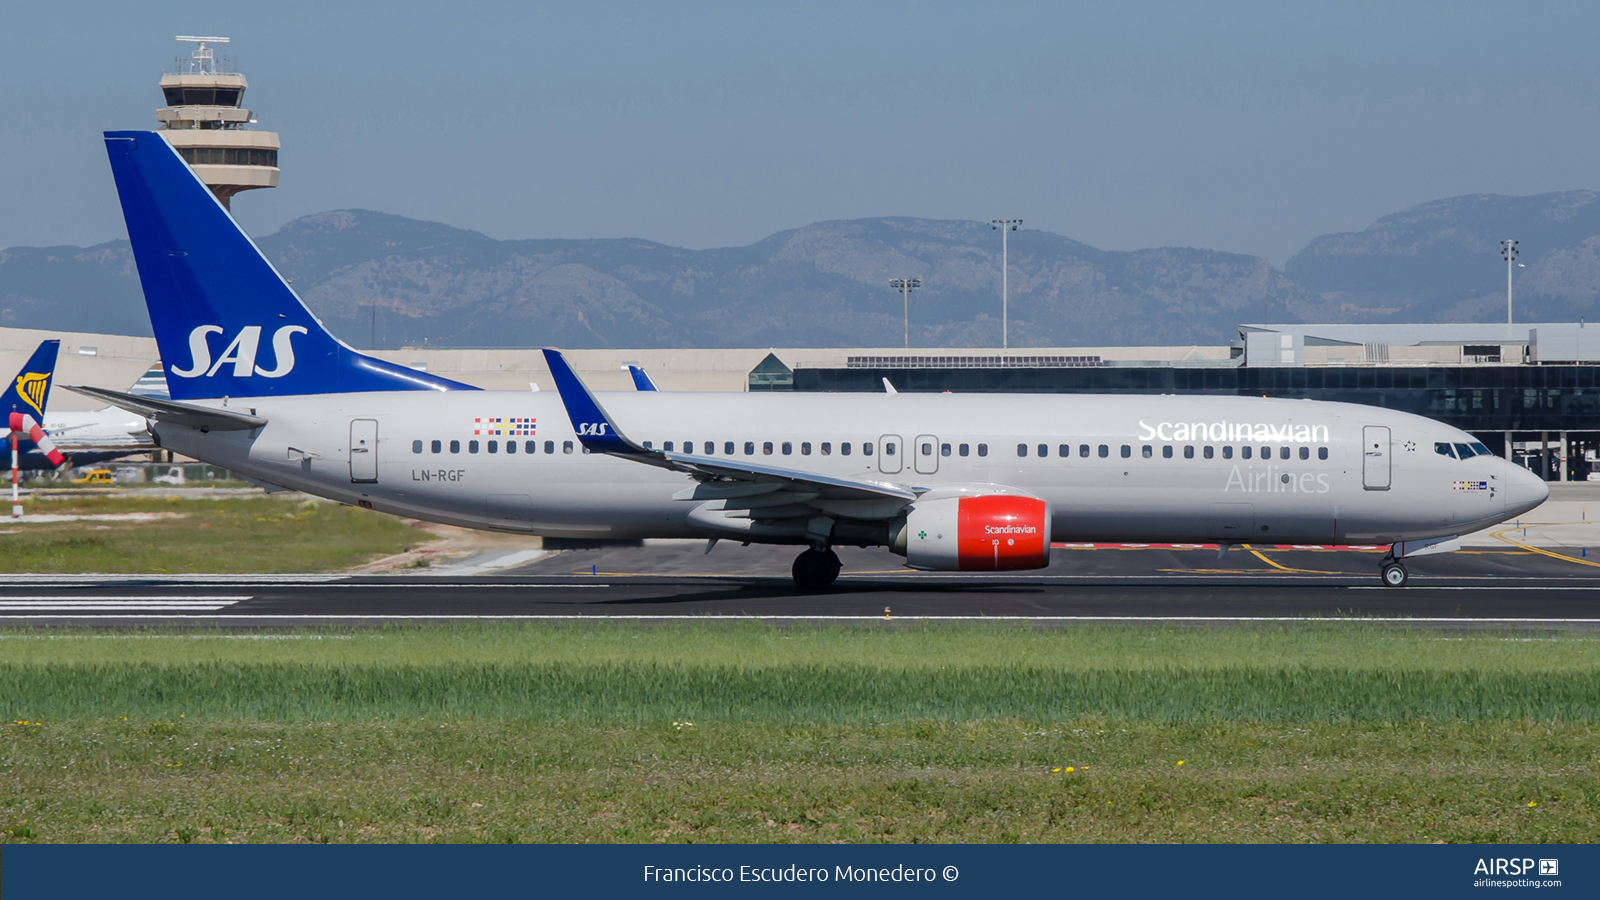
[
  {"left": 992, "top": 219, "right": 1021, "bottom": 349},
  {"left": 1502, "top": 239, "right": 1519, "bottom": 324},
  {"left": 889, "top": 277, "right": 922, "bottom": 349}
]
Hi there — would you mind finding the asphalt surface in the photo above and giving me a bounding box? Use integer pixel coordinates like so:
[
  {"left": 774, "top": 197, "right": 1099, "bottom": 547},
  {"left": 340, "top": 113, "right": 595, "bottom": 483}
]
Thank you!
[{"left": 3, "top": 542, "right": 1598, "bottom": 626}]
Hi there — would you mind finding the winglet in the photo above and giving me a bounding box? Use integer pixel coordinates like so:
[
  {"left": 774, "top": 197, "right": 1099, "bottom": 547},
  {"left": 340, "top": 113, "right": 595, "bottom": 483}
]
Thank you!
[
  {"left": 542, "top": 349, "right": 646, "bottom": 455},
  {"left": 627, "top": 365, "right": 660, "bottom": 391}
]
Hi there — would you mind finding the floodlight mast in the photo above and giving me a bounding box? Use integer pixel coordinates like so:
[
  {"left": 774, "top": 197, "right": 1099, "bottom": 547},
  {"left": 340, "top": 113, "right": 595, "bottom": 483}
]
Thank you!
[
  {"left": 992, "top": 219, "right": 1021, "bottom": 349},
  {"left": 1501, "top": 239, "right": 1519, "bottom": 324},
  {"left": 889, "top": 277, "right": 923, "bottom": 348}
]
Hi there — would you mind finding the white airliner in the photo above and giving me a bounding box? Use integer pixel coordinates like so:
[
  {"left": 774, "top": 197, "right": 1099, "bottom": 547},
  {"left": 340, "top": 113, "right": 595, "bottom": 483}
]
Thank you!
[{"left": 77, "top": 130, "right": 1548, "bottom": 589}]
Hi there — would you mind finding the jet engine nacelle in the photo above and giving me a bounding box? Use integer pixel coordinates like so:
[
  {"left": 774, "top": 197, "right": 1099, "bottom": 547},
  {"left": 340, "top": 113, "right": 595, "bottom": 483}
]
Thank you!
[{"left": 898, "top": 494, "right": 1052, "bottom": 571}]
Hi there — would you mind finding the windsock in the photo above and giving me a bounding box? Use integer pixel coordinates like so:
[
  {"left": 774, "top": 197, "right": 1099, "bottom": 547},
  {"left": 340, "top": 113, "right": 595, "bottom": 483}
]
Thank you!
[{"left": 6, "top": 412, "right": 65, "bottom": 467}]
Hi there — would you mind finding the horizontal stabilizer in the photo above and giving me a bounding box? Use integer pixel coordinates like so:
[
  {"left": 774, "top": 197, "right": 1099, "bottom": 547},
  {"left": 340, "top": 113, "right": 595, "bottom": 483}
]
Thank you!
[{"left": 63, "top": 385, "right": 266, "bottom": 432}]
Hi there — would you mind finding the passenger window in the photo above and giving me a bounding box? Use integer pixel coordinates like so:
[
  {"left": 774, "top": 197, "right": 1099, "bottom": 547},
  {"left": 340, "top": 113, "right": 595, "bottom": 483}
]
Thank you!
[
  {"left": 1162, "top": 445, "right": 1173, "bottom": 459},
  {"left": 959, "top": 443, "right": 970, "bottom": 457},
  {"left": 725, "top": 442, "right": 735, "bottom": 455},
  {"left": 821, "top": 442, "right": 832, "bottom": 455},
  {"left": 1279, "top": 447, "right": 1290, "bottom": 460},
  {"left": 1098, "top": 444, "right": 1108, "bottom": 458},
  {"left": 843, "top": 443, "right": 853, "bottom": 456},
  {"left": 1318, "top": 447, "right": 1328, "bottom": 460},
  {"left": 1141, "top": 445, "right": 1152, "bottom": 458},
  {"left": 528, "top": 440, "right": 539, "bottom": 453},
  {"left": 1222, "top": 446, "right": 1233, "bottom": 459},
  {"left": 745, "top": 441, "right": 755, "bottom": 455},
  {"left": 802, "top": 442, "right": 812, "bottom": 455},
  {"left": 706, "top": 442, "right": 717, "bottom": 454},
  {"left": 1121, "top": 445, "right": 1132, "bottom": 458},
  {"left": 469, "top": 440, "right": 480, "bottom": 454},
  {"left": 1434, "top": 442, "right": 1454, "bottom": 458},
  {"left": 506, "top": 441, "right": 516, "bottom": 454},
  {"left": 940, "top": 443, "right": 951, "bottom": 457},
  {"left": 1080, "top": 444, "right": 1089, "bottom": 458},
  {"left": 1241, "top": 446, "right": 1252, "bottom": 459},
  {"left": 978, "top": 443, "right": 988, "bottom": 457},
  {"left": 544, "top": 441, "right": 555, "bottom": 454},
  {"left": 431, "top": 440, "right": 442, "bottom": 454},
  {"left": 641, "top": 441, "right": 651, "bottom": 450},
  {"left": 781, "top": 442, "right": 791, "bottom": 455},
  {"left": 1183, "top": 445, "right": 1193, "bottom": 459},
  {"left": 1454, "top": 443, "right": 1475, "bottom": 459},
  {"left": 663, "top": 441, "right": 673, "bottom": 452},
  {"left": 1260, "top": 446, "right": 1270, "bottom": 459},
  {"left": 412, "top": 440, "right": 423, "bottom": 454},
  {"left": 1059, "top": 444, "right": 1070, "bottom": 457},
  {"left": 923, "top": 442, "right": 933, "bottom": 456},
  {"left": 487, "top": 440, "right": 498, "bottom": 454},
  {"left": 1018, "top": 443, "right": 1028, "bottom": 457},
  {"left": 563, "top": 441, "right": 573, "bottom": 454},
  {"left": 450, "top": 440, "right": 461, "bottom": 454},
  {"left": 1038, "top": 444, "right": 1048, "bottom": 458},
  {"left": 1298, "top": 446, "right": 1308, "bottom": 460},
  {"left": 761, "top": 441, "right": 772, "bottom": 455},
  {"left": 880, "top": 442, "right": 890, "bottom": 456},
  {"left": 1202, "top": 446, "right": 1213, "bottom": 459}
]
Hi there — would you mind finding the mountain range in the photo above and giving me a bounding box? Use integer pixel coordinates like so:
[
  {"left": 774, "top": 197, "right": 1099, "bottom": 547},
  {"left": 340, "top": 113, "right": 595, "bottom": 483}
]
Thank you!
[{"left": 4, "top": 191, "right": 1598, "bottom": 350}]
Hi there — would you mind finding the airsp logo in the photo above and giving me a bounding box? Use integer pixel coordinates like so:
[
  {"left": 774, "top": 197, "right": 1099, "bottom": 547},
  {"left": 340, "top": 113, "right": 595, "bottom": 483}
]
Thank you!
[
  {"left": 577, "top": 422, "right": 610, "bottom": 436},
  {"left": 170, "top": 325, "right": 308, "bottom": 379}
]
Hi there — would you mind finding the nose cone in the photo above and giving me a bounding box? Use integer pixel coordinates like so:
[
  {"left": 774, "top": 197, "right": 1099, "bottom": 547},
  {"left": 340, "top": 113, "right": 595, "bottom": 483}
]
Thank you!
[{"left": 1504, "top": 459, "right": 1550, "bottom": 519}]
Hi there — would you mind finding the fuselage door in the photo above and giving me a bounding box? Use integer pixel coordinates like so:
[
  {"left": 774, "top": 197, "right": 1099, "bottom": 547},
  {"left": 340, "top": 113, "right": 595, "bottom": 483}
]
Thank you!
[
  {"left": 914, "top": 434, "right": 939, "bottom": 474},
  {"left": 1362, "top": 425, "right": 1390, "bottom": 491},
  {"left": 350, "top": 419, "right": 378, "bottom": 483},
  {"left": 878, "top": 434, "right": 903, "bottom": 474}
]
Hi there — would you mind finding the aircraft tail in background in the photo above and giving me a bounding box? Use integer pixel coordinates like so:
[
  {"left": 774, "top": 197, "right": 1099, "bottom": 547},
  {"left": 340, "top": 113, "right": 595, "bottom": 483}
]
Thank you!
[{"left": 2, "top": 340, "right": 60, "bottom": 420}]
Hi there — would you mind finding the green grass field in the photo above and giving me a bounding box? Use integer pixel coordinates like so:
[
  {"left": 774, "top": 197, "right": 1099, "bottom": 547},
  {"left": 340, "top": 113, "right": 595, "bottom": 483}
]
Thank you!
[
  {"left": 0, "top": 494, "right": 433, "bottom": 573},
  {"left": 1, "top": 624, "right": 1596, "bottom": 843}
]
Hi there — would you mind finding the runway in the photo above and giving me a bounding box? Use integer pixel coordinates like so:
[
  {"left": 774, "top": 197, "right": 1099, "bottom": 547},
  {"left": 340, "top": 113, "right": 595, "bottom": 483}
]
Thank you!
[{"left": 2, "top": 542, "right": 1597, "bottom": 626}]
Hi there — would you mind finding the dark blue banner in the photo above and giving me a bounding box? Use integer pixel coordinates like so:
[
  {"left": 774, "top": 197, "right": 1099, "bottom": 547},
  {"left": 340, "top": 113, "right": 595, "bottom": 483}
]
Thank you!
[{"left": 3, "top": 844, "right": 1593, "bottom": 898}]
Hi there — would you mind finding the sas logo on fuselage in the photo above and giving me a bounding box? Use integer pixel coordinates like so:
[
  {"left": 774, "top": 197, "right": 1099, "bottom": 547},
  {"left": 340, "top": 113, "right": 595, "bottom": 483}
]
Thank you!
[
  {"left": 170, "top": 325, "right": 308, "bottom": 379},
  {"left": 14, "top": 372, "right": 49, "bottom": 415},
  {"left": 577, "top": 422, "right": 610, "bottom": 436}
]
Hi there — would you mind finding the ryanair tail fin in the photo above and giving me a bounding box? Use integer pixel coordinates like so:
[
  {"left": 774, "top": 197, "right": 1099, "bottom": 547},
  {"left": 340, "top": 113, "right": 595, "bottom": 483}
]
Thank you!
[
  {"left": 102, "top": 131, "right": 478, "bottom": 400},
  {"left": 2, "top": 340, "right": 60, "bottom": 419}
]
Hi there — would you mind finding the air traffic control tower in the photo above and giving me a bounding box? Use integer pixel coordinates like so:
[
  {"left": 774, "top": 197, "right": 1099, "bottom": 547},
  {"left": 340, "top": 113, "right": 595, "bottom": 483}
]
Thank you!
[{"left": 155, "top": 36, "right": 279, "bottom": 210}]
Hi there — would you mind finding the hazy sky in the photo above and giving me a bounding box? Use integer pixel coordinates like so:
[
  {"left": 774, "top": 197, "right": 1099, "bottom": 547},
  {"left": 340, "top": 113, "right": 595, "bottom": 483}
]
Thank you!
[{"left": 3, "top": 1, "right": 1598, "bottom": 265}]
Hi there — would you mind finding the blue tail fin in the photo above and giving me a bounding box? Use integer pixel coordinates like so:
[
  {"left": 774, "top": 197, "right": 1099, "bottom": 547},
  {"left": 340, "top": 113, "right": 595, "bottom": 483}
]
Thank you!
[
  {"left": 102, "top": 131, "right": 478, "bottom": 400},
  {"left": 627, "top": 365, "right": 659, "bottom": 391},
  {"left": 3, "top": 340, "right": 60, "bottom": 419}
]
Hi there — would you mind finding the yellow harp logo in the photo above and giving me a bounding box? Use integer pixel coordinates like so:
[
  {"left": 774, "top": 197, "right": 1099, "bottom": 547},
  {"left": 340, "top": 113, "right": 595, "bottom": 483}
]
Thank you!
[{"left": 15, "top": 372, "right": 49, "bottom": 416}]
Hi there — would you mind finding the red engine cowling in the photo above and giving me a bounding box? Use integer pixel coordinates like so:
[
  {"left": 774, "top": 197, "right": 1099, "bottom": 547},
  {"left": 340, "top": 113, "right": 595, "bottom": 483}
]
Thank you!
[{"left": 900, "top": 495, "right": 1052, "bottom": 571}]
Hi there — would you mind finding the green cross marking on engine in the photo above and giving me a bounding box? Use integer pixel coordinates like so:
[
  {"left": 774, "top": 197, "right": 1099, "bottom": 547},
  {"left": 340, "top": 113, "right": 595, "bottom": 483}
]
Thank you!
[{"left": 918, "top": 530, "right": 927, "bottom": 539}]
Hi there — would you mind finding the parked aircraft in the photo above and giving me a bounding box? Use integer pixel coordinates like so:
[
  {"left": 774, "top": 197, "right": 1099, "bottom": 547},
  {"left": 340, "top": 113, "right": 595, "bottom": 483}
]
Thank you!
[{"left": 79, "top": 130, "right": 1548, "bottom": 589}]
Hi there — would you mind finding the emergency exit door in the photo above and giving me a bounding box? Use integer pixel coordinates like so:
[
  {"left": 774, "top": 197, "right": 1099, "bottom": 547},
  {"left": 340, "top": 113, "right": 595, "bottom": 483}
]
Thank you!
[
  {"left": 350, "top": 419, "right": 378, "bottom": 483},
  {"left": 914, "top": 434, "right": 940, "bottom": 474},
  {"left": 1362, "top": 425, "right": 1390, "bottom": 490}
]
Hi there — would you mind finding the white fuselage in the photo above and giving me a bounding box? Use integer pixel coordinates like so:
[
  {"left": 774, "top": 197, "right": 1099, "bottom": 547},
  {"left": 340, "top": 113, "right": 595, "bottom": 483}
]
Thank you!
[
  {"left": 150, "top": 390, "right": 1549, "bottom": 548},
  {"left": 42, "top": 407, "right": 154, "bottom": 452}
]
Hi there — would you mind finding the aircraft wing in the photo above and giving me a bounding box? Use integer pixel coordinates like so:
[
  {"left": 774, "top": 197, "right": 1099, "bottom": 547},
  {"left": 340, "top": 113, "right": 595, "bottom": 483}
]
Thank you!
[
  {"left": 62, "top": 385, "right": 267, "bottom": 432},
  {"left": 542, "top": 349, "right": 915, "bottom": 506}
]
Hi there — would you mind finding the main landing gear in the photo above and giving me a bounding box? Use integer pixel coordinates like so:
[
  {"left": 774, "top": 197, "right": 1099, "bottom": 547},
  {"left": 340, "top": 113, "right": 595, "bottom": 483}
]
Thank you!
[
  {"left": 792, "top": 547, "right": 842, "bottom": 592},
  {"left": 1380, "top": 558, "right": 1409, "bottom": 588}
]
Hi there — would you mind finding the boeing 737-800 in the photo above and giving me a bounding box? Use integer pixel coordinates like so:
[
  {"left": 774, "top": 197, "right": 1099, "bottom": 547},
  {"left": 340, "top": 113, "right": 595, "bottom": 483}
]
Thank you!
[{"left": 77, "top": 130, "right": 1548, "bottom": 589}]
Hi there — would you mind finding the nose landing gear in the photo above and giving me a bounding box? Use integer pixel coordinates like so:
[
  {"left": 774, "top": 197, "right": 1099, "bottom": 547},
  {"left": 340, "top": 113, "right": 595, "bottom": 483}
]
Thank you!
[
  {"left": 792, "top": 547, "right": 842, "bottom": 591},
  {"left": 1380, "top": 558, "right": 1408, "bottom": 587}
]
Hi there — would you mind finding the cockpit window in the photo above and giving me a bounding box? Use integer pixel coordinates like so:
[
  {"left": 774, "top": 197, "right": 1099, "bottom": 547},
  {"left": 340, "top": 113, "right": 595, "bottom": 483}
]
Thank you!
[
  {"left": 1470, "top": 442, "right": 1492, "bottom": 457},
  {"left": 1434, "top": 442, "right": 1455, "bottom": 459},
  {"left": 1454, "top": 443, "right": 1476, "bottom": 459}
]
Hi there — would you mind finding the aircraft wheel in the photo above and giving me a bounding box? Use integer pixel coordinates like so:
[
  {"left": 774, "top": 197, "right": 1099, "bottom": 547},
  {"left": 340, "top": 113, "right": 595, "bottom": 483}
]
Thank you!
[
  {"left": 1381, "top": 561, "right": 1408, "bottom": 588},
  {"left": 792, "top": 548, "right": 842, "bottom": 591}
]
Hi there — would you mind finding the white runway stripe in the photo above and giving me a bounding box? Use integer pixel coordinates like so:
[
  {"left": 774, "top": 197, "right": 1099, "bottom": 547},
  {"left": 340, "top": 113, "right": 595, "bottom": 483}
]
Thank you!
[
  {"left": 0, "top": 614, "right": 1592, "bottom": 623},
  {"left": 0, "top": 596, "right": 248, "bottom": 611}
]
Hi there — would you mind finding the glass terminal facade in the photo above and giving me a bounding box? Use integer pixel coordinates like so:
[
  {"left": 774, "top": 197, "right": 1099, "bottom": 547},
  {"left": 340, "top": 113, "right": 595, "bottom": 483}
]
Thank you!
[{"left": 784, "top": 364, "right": 1600, "bottom": 479}]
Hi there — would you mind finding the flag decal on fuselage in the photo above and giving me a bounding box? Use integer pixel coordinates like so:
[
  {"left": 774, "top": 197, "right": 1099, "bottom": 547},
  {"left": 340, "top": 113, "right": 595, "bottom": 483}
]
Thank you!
[
  {"left": 15, "top": 372, "right": 49, "bottom": 416},
  {"left": 474, "top": 417, "right": 536, "bottom": 436}
]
